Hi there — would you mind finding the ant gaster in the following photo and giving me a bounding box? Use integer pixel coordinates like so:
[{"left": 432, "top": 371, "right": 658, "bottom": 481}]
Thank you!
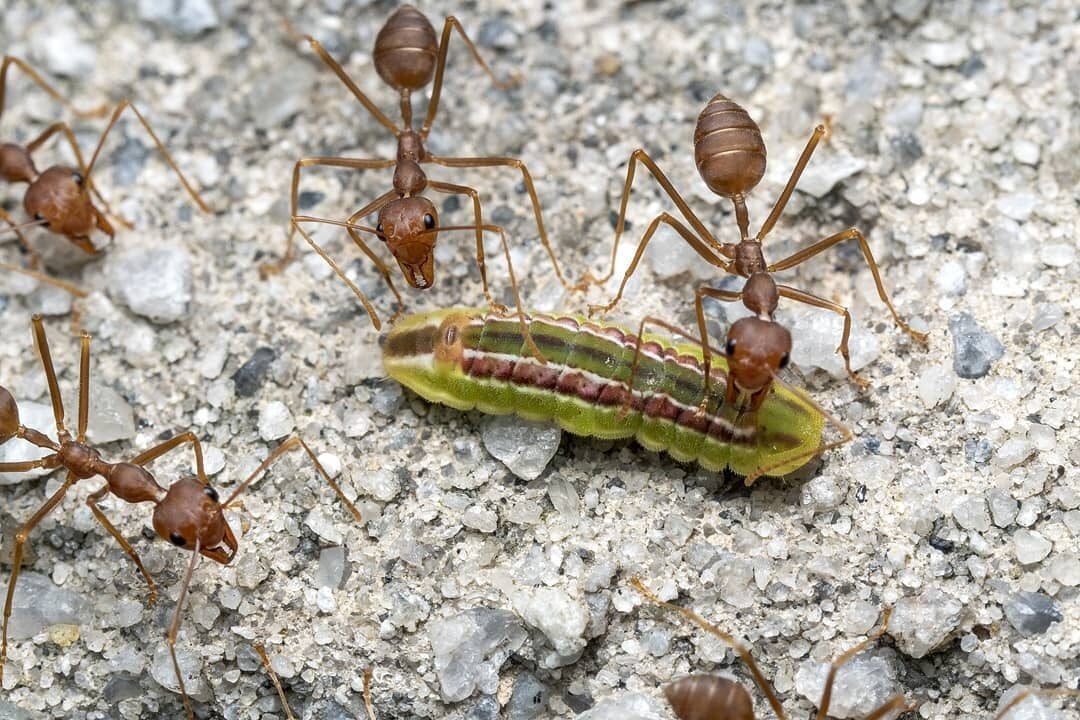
[
  {"left": 587, "top": 94, "right": 929, "bottom": 411},
  {"left": 0, "top": 56, "right": 209, "bottom": 265},
  {"left": 0, "top": 316, "right": 360, "bottom": 719},
  {"left": 266, "top": 6, "right": 576, "bottom": 336}
]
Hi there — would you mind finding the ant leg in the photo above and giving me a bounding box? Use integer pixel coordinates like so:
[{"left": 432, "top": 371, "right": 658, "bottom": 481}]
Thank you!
[
  {"left": 776, "top": 284, "right": 869, "bottom": 389},
  {"left": 166, "top": 539, "right": 201, "bottom": 720},
  {"left": 303, "top": 37, "right": 400, "bottom": 135},
  {"left": 342, "top": 199, "right": 406, "bottom": 320},
  {"left": 0, "top": 263, "right": 87, "bottom": 299},
  {"left": 814, "top": 608, "right": 893, "bottom": 720},
  {"left": 84, "top": 100, "right": 210, "bottom": 214},
  {"left": 290, "top": 215, "right": 393, "bottom": 329},
  {"left": 1, "top": 471, "right": 78, "bottom": 683},
  {"left": 756, "top": 124, "right": 827, "bottom": 241},
  {"left": 255, "top": 643, "right": 297, "bottom": 720},
  {"left": 0, "top": 455, "right": 59, "bottom": 473},
  {"left": 363, "top": 667, "right": 377, "bottom": 720},
  {"left": 128, "top": 431, "right": 209, "bottom": 484},
  {"left": 219, "top": 435, "right": 362, "bottom": 523},
  {"left": 426, "top": 180, "right": 499, "bottom": 309},
  {"left": 427, "top": 154, "right": 578, "bottom": 292},
  {"left": 76, "top": 331, "right": 90, "bottom": 443},
  {"left": 0, "top": 208, "right": 41, "bottom": 268},
  {"left": 0, "top": 55, "right": 108, "bottom": 120},
  {"left": 862, "top": 697, "right": 915, "bottom": 720},
  {"left": 420, "top": 17, "right": 519, "bottom": 139},
  {"left": 86, "top": 486, "right": 158, "bottom": 604},
  {"left": 768, "top": 227, "right": 928, "bottom": 343},
  {"left": 586, "top": 149, "right": 729, "bottom": 289},
  {"left": 629, "top": 577, "right": 788, "bottom": 720},
  {"left": 590, "top": 212, "right": 731, "bottom": 317},
  {"left": 260, "top": 157, "right": 395, "bottom": 277},
  {"left": 30, "top": 315, "right": 69, "bottom": 441}
]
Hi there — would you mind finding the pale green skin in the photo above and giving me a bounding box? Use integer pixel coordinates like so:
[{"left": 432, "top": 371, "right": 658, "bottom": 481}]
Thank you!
[{"left": 383, "top": 308, "right": 826, "bottom": 481}]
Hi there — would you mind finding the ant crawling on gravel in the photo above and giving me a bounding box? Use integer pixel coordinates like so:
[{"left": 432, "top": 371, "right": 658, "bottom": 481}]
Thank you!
[{"left": 0, "top": 315, "right": 360, "bottom": 718}]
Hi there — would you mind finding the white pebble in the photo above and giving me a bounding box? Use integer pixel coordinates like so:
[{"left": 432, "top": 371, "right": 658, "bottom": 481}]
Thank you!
[
  {"left": 257, "top": 401, "right": 294, "bottom": 441},
  {"left": 1014, "top": 530, "right": 1052, "bottom": 564}
]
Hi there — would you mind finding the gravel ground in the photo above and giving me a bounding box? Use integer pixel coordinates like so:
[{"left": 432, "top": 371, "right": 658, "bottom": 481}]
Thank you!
[{"left": 1, "top": 1, "right": 1077, "bottom": 719}]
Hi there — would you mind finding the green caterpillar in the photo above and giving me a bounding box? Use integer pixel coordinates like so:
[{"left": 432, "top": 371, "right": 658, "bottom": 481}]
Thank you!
[{"left": 383, "top": 308, "right": 836, "bottom": 483}]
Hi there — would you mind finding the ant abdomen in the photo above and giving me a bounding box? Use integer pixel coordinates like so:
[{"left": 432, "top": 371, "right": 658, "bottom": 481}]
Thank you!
[
  {"left": 373, "top": 5, "right": 438, "bottom": 91},
  {"left": 693, "top": 94, "right": 766, "bottom": 198},
  {"left": 664, "top": 675, "right": 755, "bottom": 720}
]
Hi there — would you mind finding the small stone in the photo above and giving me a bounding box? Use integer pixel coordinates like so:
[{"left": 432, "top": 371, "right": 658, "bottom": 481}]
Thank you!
[
  {"left": 1048, "top": 554, "right": 1080, "bottom": 586},
  {"left": 948, "top": 313, "right": 1004, "bottom": 379},
  {"left": 6, "top": 572, "right": 89, "bottom": 641},
  {"left": 138, "top": 0, "right": 220, "bottom": 36},
  {"left": 481, "top": 416, "right": 561, "bottom": 480},
  {"left": 646, "top": 222, "right": 716, "bottom": 280},
  {"left": 995, "top": 439, "right": 1034, "bottom": 469},
  {"left": 257, "top": 401, "right": 294, "bottom": 441},
  {"left": 797, "top": 154, "right": 867, "bottom": 198},
  {"left": 1003, "top": 592, "right": 1061, "bottom": 636},
  {"left": 889, "top": 588, "right": 963, "bottom": 658},
  {"left": 462, "top": 505, "right": 498, "bottom": 533},
  {"left": 35, "top": 13, "right": 96, "bottom": 77},
  {"left": 105, "top": 245, "right": 194, "bottom": 323},
  {"left": 923, "top": 41, "right": 968, "bottom": 67},
  {"left": 304, "top": 506, "right": 343, "bottom": 545},
  {"left": 952, "top": 496, "right": 990, "bottom": 532},
  {"left": 917, "top": 364, "right": 955, "bottom": 408},
  {"left": 988, "top": 489, "right": 1019, "bottom": 528},
  {"left": 232, "top": 347, "right": 276, "bottom": 397},
  {"left": 795, "top": 651, "right": 900, "bottom": 718},
  {"left": 507, "top": 673, "right": 549, "bottom": 720},
  {"left": 935, "top": 261, "right": 966, "bottom": 296},
  {"left": 781, "top": 304, "right": 879, "bottom": 378},
  {"left": 1039, "top": 243, "right": 1075, "bottom": 268},
  {"left": 151, "top": 643, "right": 210, "bottom": 700},
  {"left": 547, "top": 476, "right": 580, "bottom": 519},
  {"left": 892, "top": 0, "right": 929, "bottom": 23},
  {"left": 577, "top": 693, "right": 668, "bottom": 720},
  {"left": 511, "top": 586, "right": 588, "bottom": 663},
  {"left": 60, "top": 384, "right": 136, "bottom": 445},
  {"left": 428, "top": 608, "right": 527, "bottom": 702},
  {"left": 1013, "top": 530, "right": 1052, "bottom": 564},
  {"left": 995, "top": 193, "right": 1038, "bottom": 222},
  {"left": 317, "top": 546, "right": 346, "bottom": 589},
  {"left": 48, "top": 623, "right": 79, "bottom": 647},
  {"left": 1011, "top": 139, "right": 1041, "bottom": 166},
  {"left": 358, "top": 469, "right": 400, "bottom": 502}
]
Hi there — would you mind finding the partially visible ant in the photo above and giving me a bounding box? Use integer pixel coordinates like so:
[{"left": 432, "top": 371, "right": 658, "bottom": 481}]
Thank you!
[
  {"left": 264, "top": 6, "right": 576, "bottom": 333},
  {"left": 0, "top": 316, "right": 361, "bottom": 719},
  {"left": 254, "top": 645, "right": 378, "bottom": 720},
  {"left": 630, "top": 578, "right": 912, "bottom": 720},
  {"left": 586, "top": 94, "right": 928, "bottom": 412},
  {"left": 0, "top": 56, "right": 209, "bottom": 267},
  {"left": 632, "top": 578, "right": 1079, "bottom": 719}
]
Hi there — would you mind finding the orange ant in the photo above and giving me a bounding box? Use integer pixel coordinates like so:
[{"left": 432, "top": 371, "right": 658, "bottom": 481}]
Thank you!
[
  {"left": 265, "top": 6, "right": 576, "bottom": 332},
  {"left": 0, "top": 316, "right": 361, "bottom": 719},
  {"left": 0, "top": 56, "right": 210, "bottom": 267},
  {"left": 630, "top": 578, "right": 911, "bottom": 720},
  {"left": 632, "top": 579, "right": 1079, "bottom": 719},
  {"left": 586, "top": 94, "right": 928, "bottom": 412}
]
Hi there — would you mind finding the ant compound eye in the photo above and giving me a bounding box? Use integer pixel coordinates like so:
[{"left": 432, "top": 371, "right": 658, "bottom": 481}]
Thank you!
[
  {"left": 725, "top": 339, "right": 737, "bottom": 357},
  {"left": 203, "top": 485, "right": 219, "bottom": 502},
  {"left": 778, "top": 352, "right": 790, "bottom": 370},
  {"left": 72, "top": 171, "right": 84, "bottom": 186},
  {"left": 169, "top": 532, "right": 186, "bottom": 547},
  {"left": 423, "top": 213, "right": 435, "bottom": 230}
]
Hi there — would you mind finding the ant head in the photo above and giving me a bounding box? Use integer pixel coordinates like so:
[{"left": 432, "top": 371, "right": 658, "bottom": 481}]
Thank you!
[
  {"left": 0, "top": 385, "right": 20, "bottom": 445},
  {"left": 376, "top": 196, "right": 439, "bottom": 289},
  {"left": 23, "top": 166, "right": 98, "bottom": 239},
  {"left": 664, "top": 675, "right": 754, "bottom": 720},
  {"left": 152, "top": 477, "right": 237, "bottom": 564},
  {"left": 0, "top": 143, "right": 37, "bottom": 184},
  {"left": 724, "top": 316, "right": 792, "bottom": 394}
]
